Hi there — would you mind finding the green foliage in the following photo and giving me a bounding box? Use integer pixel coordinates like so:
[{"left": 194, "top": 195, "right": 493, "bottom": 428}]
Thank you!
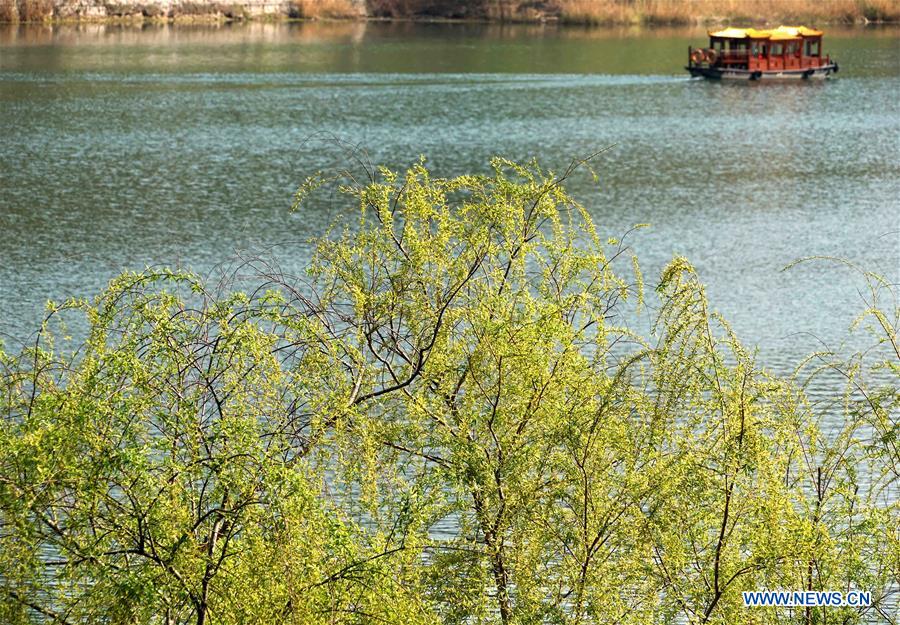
[{"left": 0, "top": 159, "right": 896, "bottom": 624}]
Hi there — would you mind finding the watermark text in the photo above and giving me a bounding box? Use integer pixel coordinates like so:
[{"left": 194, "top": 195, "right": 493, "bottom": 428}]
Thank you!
[{"left": 743, "top": 590, "right": 871, "bottom": 607}]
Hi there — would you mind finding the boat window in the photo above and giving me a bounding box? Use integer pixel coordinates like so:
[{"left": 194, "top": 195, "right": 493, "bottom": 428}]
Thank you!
[
  {"left": 805, "top": 39, "right": 820, "bottom": 56},
  {"left": 770, "top": 43, "right": 783, "bottom": 56}
]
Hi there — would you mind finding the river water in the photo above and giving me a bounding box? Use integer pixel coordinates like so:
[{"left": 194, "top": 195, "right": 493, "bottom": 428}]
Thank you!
[{"left": 1, "top": 23, "right": 898, "bottom": 381}]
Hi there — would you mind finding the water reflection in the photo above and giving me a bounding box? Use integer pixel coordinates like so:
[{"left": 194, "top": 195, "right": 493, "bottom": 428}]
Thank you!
[
  {"left": 2, "top": 22, "right": 893, "bottom": 76},
  {"left": 3, "top": 21, "right": 899, "bottom": 47}
]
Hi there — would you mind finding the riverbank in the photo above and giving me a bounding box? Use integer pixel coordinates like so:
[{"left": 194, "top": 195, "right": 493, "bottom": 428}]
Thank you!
[{"left": 1, "top": 0, "right": 898, "bottom": 25}]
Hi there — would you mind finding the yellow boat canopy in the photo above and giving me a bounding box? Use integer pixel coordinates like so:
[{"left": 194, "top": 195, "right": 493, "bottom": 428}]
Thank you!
[
  {"left": 707, "top": 26, "right": 751, "bottom": 39},
  {"left": 708, "top": 25, "right": 824, "bottom": 40}
]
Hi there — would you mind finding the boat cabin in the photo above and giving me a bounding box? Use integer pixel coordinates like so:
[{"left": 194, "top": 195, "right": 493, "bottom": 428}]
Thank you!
[{"left": 687, "top": 26, "right": 838, "bottom": 80}]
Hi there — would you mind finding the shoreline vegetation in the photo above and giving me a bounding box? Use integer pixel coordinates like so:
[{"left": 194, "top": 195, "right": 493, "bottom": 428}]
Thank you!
[{"left": 1, "top": 0, "right": 899, "bottom": 26}]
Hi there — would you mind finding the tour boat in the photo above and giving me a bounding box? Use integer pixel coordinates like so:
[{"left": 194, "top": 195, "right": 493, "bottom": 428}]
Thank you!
[{"left": 686, "top": 26, "right": 839, "bottom": 80}]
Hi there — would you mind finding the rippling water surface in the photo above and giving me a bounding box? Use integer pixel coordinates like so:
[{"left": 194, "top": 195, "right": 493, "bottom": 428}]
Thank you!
[{"left": 1, "top": 23, "right": 898, "bottom": 387}]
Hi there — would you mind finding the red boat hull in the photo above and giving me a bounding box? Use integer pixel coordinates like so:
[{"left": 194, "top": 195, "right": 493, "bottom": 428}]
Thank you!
[{"left": 686, "top": 63, "right": 838, "bottom": 80}]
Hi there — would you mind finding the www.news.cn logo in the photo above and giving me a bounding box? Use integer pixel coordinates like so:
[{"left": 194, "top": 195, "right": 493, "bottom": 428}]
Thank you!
[{"left": 743, "top": 590, "right": 872, "bottom": 607}]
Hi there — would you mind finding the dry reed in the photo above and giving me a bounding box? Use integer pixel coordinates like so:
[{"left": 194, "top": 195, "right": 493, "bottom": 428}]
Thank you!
[
  {"left": 16, "top": 0, "right": 54, "bottom": 21},
  {"left": 556, "top": 0, "right": 899, "bottom": 24},
  {"left": 365, "top": 0, "right": 900, "bottom": 24},
  {"left": 292, "top": 0, "right": 364, "bottom": 19},
  {"left": 0, "top": 0, "right": 18, "bottom": 22}
]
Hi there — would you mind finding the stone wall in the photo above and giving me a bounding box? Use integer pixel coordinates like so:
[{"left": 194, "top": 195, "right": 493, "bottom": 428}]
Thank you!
[
  {"left": 2, "top": 0, "right": 897, "bottom": 24},
  {"left": 1, "top": 0, "right": 368, "bottom": 21},
  {"left": 0, "top": 0, "right": 551, "bottom": 23},
  {"left": 55, "top": 0, "right": 289, "bottom": 20}
]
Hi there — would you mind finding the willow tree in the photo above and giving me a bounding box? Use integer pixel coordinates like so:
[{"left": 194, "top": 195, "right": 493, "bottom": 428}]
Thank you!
[
  {"left": 298, "top": 157, "right": 897, "bottom": 624},
  {"left": 300, "top": 159, "right": 898, "bottom": 623},
  {"left": 0, "top": 271, "right": 433, "bottom": 625},
  {"left": 305, "top": 157, "right": 663, "bottom": 624},
  {"left": 0, "top": 157, "right": 896, "bottom": 625}
]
